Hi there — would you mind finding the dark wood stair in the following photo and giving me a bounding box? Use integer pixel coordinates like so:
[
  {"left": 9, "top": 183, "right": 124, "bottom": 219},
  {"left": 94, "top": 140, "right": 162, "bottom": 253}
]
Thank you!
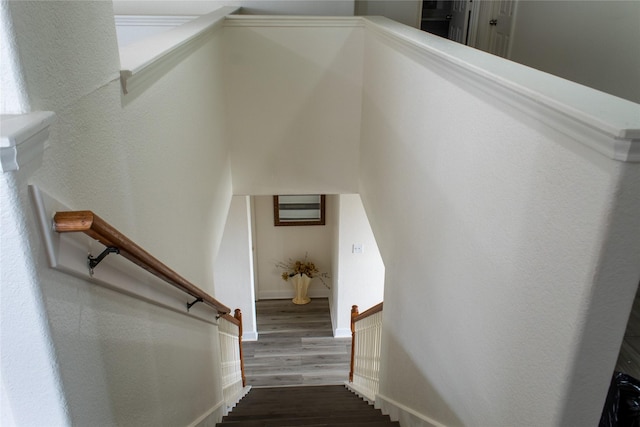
[{"left": 216, "top": 385, "right": 399, "bottom": 426}]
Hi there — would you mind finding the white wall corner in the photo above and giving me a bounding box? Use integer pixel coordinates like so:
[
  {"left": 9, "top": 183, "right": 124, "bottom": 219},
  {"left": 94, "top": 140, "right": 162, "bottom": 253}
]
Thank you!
[
  {"left": 376, "top": 393, "right": 447, "bottom": 427},
  {"left": 242, "top": 331, "right": 258, "bottom": 342},
  {"left": 334, "top": 328, "right": 351, "bottom": 338},
  {"left": 1, "top": 111, "right": 55, "bottom": 172},
  {"left": 614, "top": 137, "right": 640, "bottom": 163}
]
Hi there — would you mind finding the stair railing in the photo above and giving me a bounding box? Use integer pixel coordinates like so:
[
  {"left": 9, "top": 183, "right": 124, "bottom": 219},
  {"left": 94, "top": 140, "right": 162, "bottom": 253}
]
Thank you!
[
  {"left": 53, "top": 210, "right": 247, "bottom": 409},
  {"left": 53, "top": 210, "right": 230, "bottom": 315},
  {"left": 349, "top": 302, "right": 383, "bottom": 402},
  {"left": 219, "top": 309, "right": 246, "bottom": 411}
]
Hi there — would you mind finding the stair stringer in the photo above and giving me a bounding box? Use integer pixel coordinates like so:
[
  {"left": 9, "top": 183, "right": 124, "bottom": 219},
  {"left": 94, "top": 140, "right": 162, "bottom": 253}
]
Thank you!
[
  {"left": 223, "top": 386, "right": 252, "bottom": 416},
  {"left": 344, "top": 380, "right": 375, "bottom": 405}
]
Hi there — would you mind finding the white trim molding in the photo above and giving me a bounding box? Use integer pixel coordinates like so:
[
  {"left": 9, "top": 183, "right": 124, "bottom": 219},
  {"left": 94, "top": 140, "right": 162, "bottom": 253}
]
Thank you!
[
  {"left": 1, "top": 111, "right": 55, "bottom": 172},
  {"left": 115, "top": 15, "right": 198, "bottom": 28},
  {"left": 223, "top": 16, "right": 364, "bottom": 28},
  {"left": 119, "top": 7, "right": 238, "bottom": 95},
  {"left": 242, "top": 331, "right": 258, "bottom": 342},
  {"left": 363, "top": 16, "right": 640, "bottom": 163},
  {"left": 334, "top": 328, "right": 351, "bottom": 338},
  {"left": 187, "top": 399, "right": 225, "bottom": 427}
]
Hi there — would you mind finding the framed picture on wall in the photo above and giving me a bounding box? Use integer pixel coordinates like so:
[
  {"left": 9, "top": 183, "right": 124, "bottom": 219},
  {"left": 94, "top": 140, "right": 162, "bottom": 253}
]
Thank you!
[{"left": 273, "top": 195, "right": 326, "bottom": 226}]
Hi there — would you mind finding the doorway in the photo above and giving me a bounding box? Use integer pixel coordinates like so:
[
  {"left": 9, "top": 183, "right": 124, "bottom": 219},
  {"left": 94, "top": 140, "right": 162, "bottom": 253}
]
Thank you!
[{"left": 420, "top": 0, "right": 517, "bottom": 59}]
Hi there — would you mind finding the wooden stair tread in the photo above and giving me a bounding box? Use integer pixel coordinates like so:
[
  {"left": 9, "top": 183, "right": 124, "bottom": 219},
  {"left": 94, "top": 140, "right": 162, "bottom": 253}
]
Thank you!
[
  {"left": 218, "top": 421, "right": 399, "bottom": 427},
  {"left": 217, "top": 386, "right": 398, "bottom": 427}
]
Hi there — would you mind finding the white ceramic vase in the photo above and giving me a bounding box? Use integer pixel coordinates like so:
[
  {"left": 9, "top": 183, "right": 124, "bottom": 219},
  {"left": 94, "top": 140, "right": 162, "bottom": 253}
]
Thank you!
[{"left": 291, "top": 273, "right": 311, "bottom": 305}]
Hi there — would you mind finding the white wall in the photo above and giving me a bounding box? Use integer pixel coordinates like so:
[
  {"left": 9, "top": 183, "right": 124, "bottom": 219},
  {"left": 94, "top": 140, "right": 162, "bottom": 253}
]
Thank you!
[
  {"left": 224, "top": 19, "right": 364, "bottom": 195},
  {"left": 214, "top": 196, "right": 258, "bottom": 340},
  {"left": 114, "top": 15, "right": 197, "bottom": 47},
  {"left": 331, "top": 194, "right": 385, "bottom": 337},
  {"left": 2, "top": 1, "right": 233, "bottom": 425},
  {"left": 355, "top": 0, "right": 421, "bottom": 27},
  {"left": 112, "top": 0, "right": 355, "bottom": 16},
  {"left": 0, "top": 1, "right": 27, "bottom": 114},
  {"left": 510, "top": 0, "right": 640, "bottom": 104},
  {"left": 5, "top": 9, "right": 639, "bottom": 426},
  {"left": 359, "top": 21, "right": 640, "bottom": 426},
  {"left": 253, "top": 195, "right": 334, "bottom": 300}
]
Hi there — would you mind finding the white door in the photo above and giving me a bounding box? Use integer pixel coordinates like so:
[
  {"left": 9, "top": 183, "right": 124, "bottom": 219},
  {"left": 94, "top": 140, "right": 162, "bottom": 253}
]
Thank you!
[
  {"left": 448, "top": 0, "right": 472, "bottom": 44},
  {"left": 487, "top": 0, "right": 517, "bottom": 58}
]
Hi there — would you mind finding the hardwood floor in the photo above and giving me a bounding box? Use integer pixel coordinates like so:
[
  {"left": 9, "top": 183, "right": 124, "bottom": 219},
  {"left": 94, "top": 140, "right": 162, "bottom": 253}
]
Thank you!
[{"left": 242, "top": 299, "right": 352, "bottom": 387}]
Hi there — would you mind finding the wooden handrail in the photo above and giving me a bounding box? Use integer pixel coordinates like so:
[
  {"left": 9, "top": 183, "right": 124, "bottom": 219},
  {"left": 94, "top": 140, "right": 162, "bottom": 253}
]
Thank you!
[
  {"left": 353, "top": 302, "right": 383, "bottom": 323},
  {"left": 221, "top": 313, "right": 240, "bottom": 326},
  {"left": 53, "top": 210, "right": 230, "bottom": 315},
  {"left": 349, "top": 302, "right": 383, "bottom": 382}
]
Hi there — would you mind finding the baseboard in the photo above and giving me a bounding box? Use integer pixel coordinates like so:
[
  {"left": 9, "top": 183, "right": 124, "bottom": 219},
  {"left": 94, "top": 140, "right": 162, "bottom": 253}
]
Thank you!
[
  {"left": 242, "top": 331, "right": 258, "bottom": 341},
  {"left": 376, "top": 393, "right": 446, "bottom": 427},
  {"left": 189, "top": 400, "right": 225, "bottom": 427},
  {"left": 258, "top": 289, "right": 330, "bottom": 300},
  {"left": 334, "top": 328, "right": 351, "bottom": 338}
]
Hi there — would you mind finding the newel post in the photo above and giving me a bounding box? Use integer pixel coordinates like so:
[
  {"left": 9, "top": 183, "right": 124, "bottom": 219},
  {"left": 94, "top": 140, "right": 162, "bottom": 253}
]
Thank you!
[
  {"left": 234, "top": 308, "right": 246, "bottom": 387},
  {"left": 349, "top": 305, "right": 359, "bottom": 382}
]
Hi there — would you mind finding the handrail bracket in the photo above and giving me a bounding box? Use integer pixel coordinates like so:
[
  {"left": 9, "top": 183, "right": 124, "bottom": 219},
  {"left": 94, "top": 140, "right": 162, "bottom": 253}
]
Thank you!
[
  {"left": 54, "top": 210, "right": 231, "bottom": 316},
  {"left": 186, "top": 297, "right": 204, "bottom": 312},
  {"left": 88, "top": 247, "right": 120, "bottom": 275}
]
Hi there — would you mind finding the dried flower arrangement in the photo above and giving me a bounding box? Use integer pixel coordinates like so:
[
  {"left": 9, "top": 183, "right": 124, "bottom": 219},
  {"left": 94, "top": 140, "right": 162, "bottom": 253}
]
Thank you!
[{"left": 276, "top": 253, "right": 330, "bottom": 288}]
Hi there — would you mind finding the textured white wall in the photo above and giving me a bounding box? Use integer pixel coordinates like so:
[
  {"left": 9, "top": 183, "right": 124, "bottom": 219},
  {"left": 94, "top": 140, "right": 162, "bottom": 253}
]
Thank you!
[
  {"left": 0, "top": 1, "right": 27, "bottom": 114},
  {"left": 112, "top": 0, "right": 355, "bottom": 16},
  {"left": 224, "top": 23, "right": 364, "bottom": 195},
  {"left": 2, "top": 1, "right": 232, "bottom": 425},
  {"left": 359, "top": 27, "right": 640, "bottom": 426},
  {"left": 253, "top": 195, "right": 333, "bottom": 300},
  {"left": 1, "top": 3, "right": 71, "bottom": 425},
  {"left": 510, "top": 1, "right": 640, "bottom": 104},
  {"left": 5, "top": 8, "right": 639, "bottom": 426},
  {"left": 332, "top": 194, "right": 385, "bottom": 337},
  {"left": 355, "top": 0, "right": 421, "bottom": 27},
  {"left": 214, "top": 196, "right": 258, "bottom": 340}
]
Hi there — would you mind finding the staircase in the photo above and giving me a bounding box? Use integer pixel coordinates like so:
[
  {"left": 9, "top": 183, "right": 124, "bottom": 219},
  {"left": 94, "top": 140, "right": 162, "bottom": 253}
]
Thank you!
[{"left": 216, "top": 385, "right": 399, "bottom": 426}]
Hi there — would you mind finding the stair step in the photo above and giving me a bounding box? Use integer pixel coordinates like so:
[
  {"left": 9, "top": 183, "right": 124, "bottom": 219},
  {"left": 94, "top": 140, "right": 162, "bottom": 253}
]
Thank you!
[
  {"left": 218, "top": 420, "right": 399, "bottom": 427},
  {"left": 224, "top": 409, "right": 380, "bottom": 422},
  {"left": 217, "top": 386, "right": 397, "bottom": 427}
]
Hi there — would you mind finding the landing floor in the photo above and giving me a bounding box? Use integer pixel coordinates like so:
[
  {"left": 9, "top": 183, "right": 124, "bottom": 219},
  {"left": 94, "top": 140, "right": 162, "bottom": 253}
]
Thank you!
[{"left": 242, "top": 298, "right": 351, "bottom": 387}]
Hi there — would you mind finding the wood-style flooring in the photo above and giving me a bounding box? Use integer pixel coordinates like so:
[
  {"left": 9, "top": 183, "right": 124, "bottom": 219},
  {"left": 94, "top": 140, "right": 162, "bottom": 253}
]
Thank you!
[
  {"left": 242, "top": 298, "right": 351, "bottom": 387},
  {"left": 217, "top": 385, "right": 400, "bottom": 426}
]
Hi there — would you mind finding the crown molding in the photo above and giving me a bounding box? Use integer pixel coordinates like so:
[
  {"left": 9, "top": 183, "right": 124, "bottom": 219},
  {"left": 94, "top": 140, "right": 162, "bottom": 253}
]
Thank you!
[
  {"left": 114, "top": 15, "right": 198, "bottom": 27},
  {"left": 364, "top": 17, "right": 640, "bottom": 162},
  {"left": 119, "top": 7, "right": 239, "bottom": 95},
  {"left": 1, "top": 111, "right": 56, "bottom": 173},
  {"left": 223, "top": 16, "right": 365, "bottom": 28}
]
